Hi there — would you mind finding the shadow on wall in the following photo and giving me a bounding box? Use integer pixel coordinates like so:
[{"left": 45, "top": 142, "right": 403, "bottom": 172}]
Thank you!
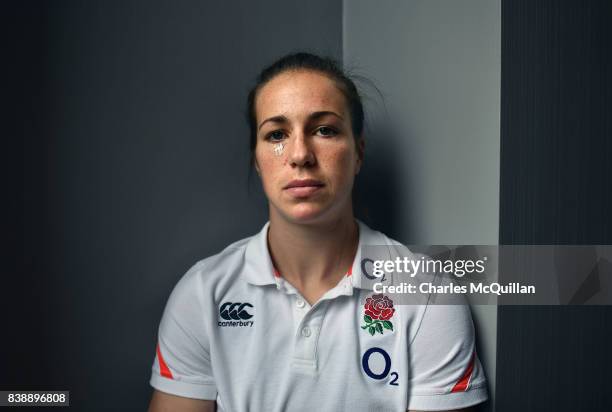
[{"left": 353, "top": 116, "right": 409, "bottom": 241}]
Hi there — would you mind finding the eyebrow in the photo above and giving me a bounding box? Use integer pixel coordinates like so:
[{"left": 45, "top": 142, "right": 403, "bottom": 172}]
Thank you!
[{"left": 258, "top": 111, "right": 344, "bottom": 131}]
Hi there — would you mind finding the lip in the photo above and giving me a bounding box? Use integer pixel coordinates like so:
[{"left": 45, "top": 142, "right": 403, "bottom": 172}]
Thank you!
[
  {"left": 283, "top": 179, "right": 325, "bottom": 198},
  {"left": 284, "top": 179, "right": 325, "bottom": 189}
]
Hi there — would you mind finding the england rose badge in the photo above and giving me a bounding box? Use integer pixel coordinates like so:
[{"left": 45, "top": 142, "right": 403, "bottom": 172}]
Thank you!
[{"left": 361, "top": 294, "right": 395, "bottom": 335}]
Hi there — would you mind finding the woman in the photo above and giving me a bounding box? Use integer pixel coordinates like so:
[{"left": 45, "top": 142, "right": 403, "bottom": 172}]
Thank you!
[{"left": 148, "top": 52, "right": 487, "bottom": 412}]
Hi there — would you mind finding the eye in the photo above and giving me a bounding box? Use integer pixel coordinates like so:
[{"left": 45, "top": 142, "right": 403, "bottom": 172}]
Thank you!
[
  {"left": 266, "top": 130, "right": 286, "bottom": 142},
  {"left": 315, "top": 126, "right": 338, "bottom": 137}
]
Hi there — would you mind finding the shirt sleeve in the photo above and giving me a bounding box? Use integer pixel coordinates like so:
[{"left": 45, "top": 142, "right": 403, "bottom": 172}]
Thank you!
[
  {"left": 407, "top": 303, "right": 488, "bottom": 411},
  {"left": 150, "top": 264, "right": 217, "bottom": 400}
]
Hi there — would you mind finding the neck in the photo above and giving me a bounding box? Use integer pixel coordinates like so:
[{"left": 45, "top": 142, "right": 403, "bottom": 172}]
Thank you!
[{"left": 267, "top": 208, "right": 359, "bottom": 304}]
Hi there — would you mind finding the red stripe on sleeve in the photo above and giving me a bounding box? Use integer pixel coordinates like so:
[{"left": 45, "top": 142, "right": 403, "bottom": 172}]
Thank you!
[
  {"left": 156, "top": 343, "right": 174, "bottom": 379},
  {"left": 346, "top": 264, "right": 353, "bottom": 277},
  {"left": 450, "top": 351, "right": 475, "bottom": 393}
]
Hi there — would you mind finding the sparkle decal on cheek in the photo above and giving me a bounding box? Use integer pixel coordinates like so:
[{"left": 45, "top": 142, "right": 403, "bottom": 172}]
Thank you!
[{"left": 273, "top": 142, "right": 285, "bottom": 156}]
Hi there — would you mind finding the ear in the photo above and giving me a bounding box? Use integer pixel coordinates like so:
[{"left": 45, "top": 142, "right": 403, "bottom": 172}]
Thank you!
[
  {"left": 354, "top": 137, "right": 365, "bottom": 175},
  {"left": 254, "top": 158, "right": 261, "bottom": 176}
]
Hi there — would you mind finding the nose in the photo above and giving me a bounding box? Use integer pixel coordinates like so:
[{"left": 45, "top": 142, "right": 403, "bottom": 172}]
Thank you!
[{"left": 288, "top": 133, "right": 315, "bottom": 168}]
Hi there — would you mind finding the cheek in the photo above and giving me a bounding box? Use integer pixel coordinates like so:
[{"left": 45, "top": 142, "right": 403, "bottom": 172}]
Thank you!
[
  {"left": 321, "top": 146, "right": 355, "bottom": 177},
  {"left": 255, "top": 148, "right": 285, "bottom": 183}
]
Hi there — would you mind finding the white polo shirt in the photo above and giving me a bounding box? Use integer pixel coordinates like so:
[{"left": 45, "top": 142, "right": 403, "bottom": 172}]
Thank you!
[{"left": 150, "top": 220, "right": 488, "bottom": 411}]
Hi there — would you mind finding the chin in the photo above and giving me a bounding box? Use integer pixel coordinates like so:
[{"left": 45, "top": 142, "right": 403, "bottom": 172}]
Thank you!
[{"left": 283, "top": 204, "right": 331, "bottom": 224}]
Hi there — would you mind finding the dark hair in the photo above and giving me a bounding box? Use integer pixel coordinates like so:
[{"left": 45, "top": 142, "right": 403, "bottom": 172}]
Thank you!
[{"left": 246, "top": 52, "right": 365, "bottom": 163}]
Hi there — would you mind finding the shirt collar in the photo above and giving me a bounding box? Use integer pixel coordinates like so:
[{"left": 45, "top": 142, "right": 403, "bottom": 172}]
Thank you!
[
  {"left": 243, "top": 221, "right": 276, "bottom": 286},
  {"left": 242, "top": 219, "right": 387, "bottom": 291}
]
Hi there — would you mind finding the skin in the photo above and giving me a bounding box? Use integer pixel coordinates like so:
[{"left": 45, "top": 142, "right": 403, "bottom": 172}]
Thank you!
[
  {"left": 254, "top": 70, "right": 363, "bottom": 226},
  {"left": 253, "top": 70, "right": 364, "bottom": 305},
  {"left": 148, "top": 391, "right": 215, "bottom": 412},
  {"left": 148, "top": 69, "right": 474, "bottom": 412}
]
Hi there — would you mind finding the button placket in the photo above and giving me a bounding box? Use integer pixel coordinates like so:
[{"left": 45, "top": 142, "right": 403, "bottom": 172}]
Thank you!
[
  {"left": 292, "top": 301, "right": 331, "bottom": 372},
  {"left": 292, "top": 295, "right": 310, "bottom": 326},
  {"left": 289, "top": 277, "right": 350, "bottom": 371}
]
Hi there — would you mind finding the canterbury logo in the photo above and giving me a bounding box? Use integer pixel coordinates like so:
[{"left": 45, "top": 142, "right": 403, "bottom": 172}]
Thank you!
[{"left": 219, "top": 302, "right": 254, "bottom": 320}]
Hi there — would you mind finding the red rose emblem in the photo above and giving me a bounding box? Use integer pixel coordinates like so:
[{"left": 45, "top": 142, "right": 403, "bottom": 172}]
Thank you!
[
  {"left": 365, "top": 294, "right": 395, "bottom": 320},
  {"left": 362, "top": 294, "right": 395, "bottom": 335}
]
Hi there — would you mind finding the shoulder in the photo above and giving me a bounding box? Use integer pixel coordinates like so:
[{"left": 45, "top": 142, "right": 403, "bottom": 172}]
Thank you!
[
  {"left": 357, "top": 222, "right": 473, "bottom": 339},
  {"left": 166, "top": 233, "right": 256, "bottom": 307}
]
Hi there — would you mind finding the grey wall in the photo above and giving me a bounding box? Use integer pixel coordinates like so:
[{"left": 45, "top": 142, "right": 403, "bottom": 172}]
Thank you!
[
  {"left": 344, "top": 0, "right": 500, "bottom": 410},
  {"left": 7, "top": 1, "right": 342, "bottom": 410}
]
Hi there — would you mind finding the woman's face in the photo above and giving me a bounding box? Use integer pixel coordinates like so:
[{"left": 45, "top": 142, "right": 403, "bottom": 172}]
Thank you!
[{"left": 254, "top": 70, "right": 364, "bottom": 225}]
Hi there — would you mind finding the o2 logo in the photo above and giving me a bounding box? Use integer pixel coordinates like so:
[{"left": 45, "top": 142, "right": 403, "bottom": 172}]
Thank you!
[
  {"left": 361, "top": 347, "right": 399, "bottom": 386},
  {"left": 361, "top": 258, "right": 387, "bottom": 282}
]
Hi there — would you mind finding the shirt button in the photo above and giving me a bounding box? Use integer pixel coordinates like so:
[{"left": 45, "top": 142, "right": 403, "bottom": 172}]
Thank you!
[
  {"left": 296, "top": 299, "right": 305, "bottom": 308},
  {"left": 301, "top": 326, "right": 312, "bottom": 337}
]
